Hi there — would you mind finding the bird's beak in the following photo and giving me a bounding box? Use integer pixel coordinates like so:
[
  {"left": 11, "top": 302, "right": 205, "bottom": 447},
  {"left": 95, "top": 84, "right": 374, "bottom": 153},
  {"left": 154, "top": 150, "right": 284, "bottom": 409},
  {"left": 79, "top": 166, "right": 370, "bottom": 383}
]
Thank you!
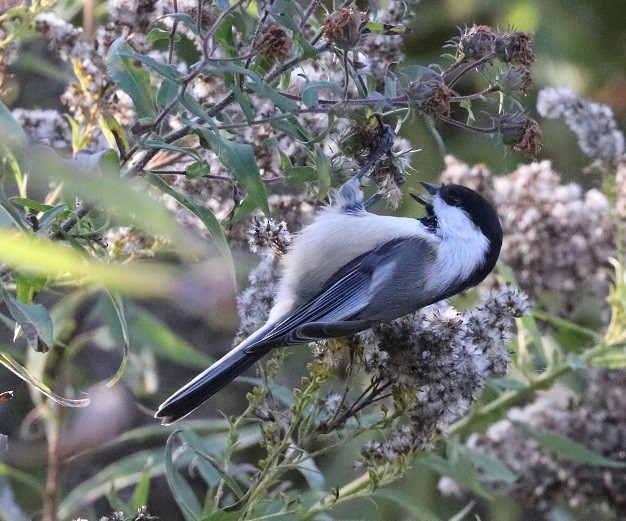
[
  {"left": 410, "top": 192, "right": 431, "bottom": 206},
  {"left": 410, "top": 182, "right": 439, "bottom": 206},
  {"left": 420, "top": 181, "right": 439, "bottom": 195}
]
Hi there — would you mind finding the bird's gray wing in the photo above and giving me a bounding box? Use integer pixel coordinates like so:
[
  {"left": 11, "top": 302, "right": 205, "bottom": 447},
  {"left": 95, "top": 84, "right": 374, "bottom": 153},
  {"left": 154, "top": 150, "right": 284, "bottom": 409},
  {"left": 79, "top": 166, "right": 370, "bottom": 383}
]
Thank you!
[{"left": 245, "top": 236, "right": 436, "bottom": 352}]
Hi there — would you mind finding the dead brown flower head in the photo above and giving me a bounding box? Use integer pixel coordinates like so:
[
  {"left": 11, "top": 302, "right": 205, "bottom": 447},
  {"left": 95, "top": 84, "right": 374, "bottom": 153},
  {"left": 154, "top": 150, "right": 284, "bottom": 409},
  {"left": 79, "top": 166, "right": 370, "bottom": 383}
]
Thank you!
[
  {"left": 497, "top": 113, "right": 542, "bottom": 158},
  {"left": 407, "top": 77, "right": 452, "bottom": 116},
  {"left": 323, "top": 8, "right": 365, "bottom": 50},
  {"left": 459, "top": 25, "right": 496, "bottom": 61},
  {"left": 495, "top": 31, "right": 535, "bottom": 68},
  {"left": 258, "top": 23, "right": 292, "bottom": 61}
]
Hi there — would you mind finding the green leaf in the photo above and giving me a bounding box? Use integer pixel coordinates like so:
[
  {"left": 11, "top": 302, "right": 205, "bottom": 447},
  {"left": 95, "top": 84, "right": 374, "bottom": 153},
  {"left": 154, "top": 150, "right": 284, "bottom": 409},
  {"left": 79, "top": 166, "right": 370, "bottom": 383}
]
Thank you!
[
  {"left": 130, "top": 471, "right": 151, "bottom": 511},
  {"left": 130, "top": 309, "right": 214, "bottom": 369},
  {"left": 180, "top": 431, "right": 245, "bottom": 499},
  {"left": 301, "top": 81, "right": 346, "bottom": 108},
  {"left": 371, "top": 489, "right": 442, "bottom": 521},
  {"left": 245, "top": 81, "right": 298, "bottom": 113},
  {"left": 513, "top": 422, "right": 626, "bottom": 468},
  {"left": 143, "top": 138, "right": 201, "bottom": 161},
  {"left": 0, "top": 352, "right": 90, "bottom": 408},
  {"left": 10, "top": 197, "right": 52, "bottom": 213},
  {"left": 0, "top": 285, "right": 53, "bottom": 352},
  {"left": 0, "top": 189, "right": 29, "bottom": 231},
  {"left": 0, "top": 228, "right": 179, "bottom": 299},
  {"left": 146, "top": 27, "right": 180, "bottom": 45},
  {"left": 201, "top": 510, "right": 243, "bottom": 521},
  {"left": 0, "top": 100, "right": 27, "bottom": 149},
  {"left": 15, "top": 273, "right": 46, "bottom": 303},
  {"left": 118, "top": 50, "right": 182, "bottom": 82},
  {"left": 269, "top": 116, "right": 311, "bottom": 142},
  {"left": 100, "top": 111, "right": 131, "bottom": 158},
  {"left": 226, "top": 193, "right": 258, "bottom": 223},
  {"left": 38, "top": 203, "right": 69, "bottom": 231},
  {"left": 193, "top": 128, "right": 269, "bottom": 216},
  {"left": 59, "top": 449, "right": 165, "bottom": 520},
  {"left": 146, "top": 173, "right": 233, "bottom": 264},
  {"left": 104, "top": 291, "right": 129, "bottom": 388},
  {"left": 203, "top": 62, "right": 262, "bottom": 83},
  {"left": 157, "top": 78, "right": 180, "bottom": 110},
  {"left": 185, "top": 161, "right": 211, "bottom": 179},
  {"left": 166, "top": 433, "right": 202, "bottom": 521},
  {"left": 154, "top": 12, "right": 200, "bottom": 35},
  {"left": 0, "top": 462, "right": 45, "bottom": 497},
  {"left": 179, "top": 92, "right": 212, "bottom": 123},
  {"left": 448, "top": 501, "right": 476, "bottom": 521},
  {"left": 282, "top": 166, "right": 317, "bottom": 186},
  {"left": 418, "top": 453, "right": 492, "bottom": 499},
  {"left": 23, "top": 146, "right": 196, "bottom": 252},
  {"left": 314, "top": 146, "right": 331, "bottom": 198},
  {"left": 365, "top": 20, "right": 411, "bottom": 34},
  {"left": 229, "top": 83, "right": 255, "bottom": 122},
  {"left": 106, "top": 37, "right": 157, "bottom": 120}
]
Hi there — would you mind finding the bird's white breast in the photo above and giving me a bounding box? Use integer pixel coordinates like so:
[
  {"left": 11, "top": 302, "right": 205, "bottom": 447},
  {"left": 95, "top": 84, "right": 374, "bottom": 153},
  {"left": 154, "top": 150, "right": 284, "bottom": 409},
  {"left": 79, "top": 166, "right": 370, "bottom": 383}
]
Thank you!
[{"left": 268, "top": 209, "right": 431, "bottom": 321}]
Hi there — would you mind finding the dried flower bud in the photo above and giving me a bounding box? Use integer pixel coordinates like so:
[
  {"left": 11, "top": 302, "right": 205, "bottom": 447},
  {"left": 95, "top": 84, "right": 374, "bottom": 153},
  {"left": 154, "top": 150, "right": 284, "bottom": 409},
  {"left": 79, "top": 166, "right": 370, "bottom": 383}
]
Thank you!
[
  {"left": 323, "top": 8, "right": 364, "bottom": 50},
  {"left": 497, "top": 113, "right": 542, "bottom": 158},
  {"left": 407, "top": 77, "right": 452, "bottom": 116},
  {"left": 498, "top": 65, "right": 533, "bottom": 95},
  {"left": 340, "top": 121, "right": 382, "bottom": 158},
  {"left": 459, "top": 25, "right": 496, "bottom": 61},
  {"left": 495, "top": 31, "right": 535, "bottom": 68},
  {"left": 258, "top": 23, "right": 292, "bottom": 61}
]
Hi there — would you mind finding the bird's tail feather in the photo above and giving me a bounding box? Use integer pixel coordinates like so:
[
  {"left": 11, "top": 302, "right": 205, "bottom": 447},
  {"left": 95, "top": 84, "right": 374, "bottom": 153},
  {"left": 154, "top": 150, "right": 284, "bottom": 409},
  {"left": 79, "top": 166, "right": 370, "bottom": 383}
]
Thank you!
[{"left": 155, "top": 337, "right": 271, "bottom": 425}]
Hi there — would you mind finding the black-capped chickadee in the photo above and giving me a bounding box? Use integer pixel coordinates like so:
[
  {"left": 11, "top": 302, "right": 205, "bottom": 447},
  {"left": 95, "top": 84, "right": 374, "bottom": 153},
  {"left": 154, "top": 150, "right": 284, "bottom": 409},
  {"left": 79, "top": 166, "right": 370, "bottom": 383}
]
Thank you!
[{"left": 156, "top": 176, "right": 503, "bottom": 424}]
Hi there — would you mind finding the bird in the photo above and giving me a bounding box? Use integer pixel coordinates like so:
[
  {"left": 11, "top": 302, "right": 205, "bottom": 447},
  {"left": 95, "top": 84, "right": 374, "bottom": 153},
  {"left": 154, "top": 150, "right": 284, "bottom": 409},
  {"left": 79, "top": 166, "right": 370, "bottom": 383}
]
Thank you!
[{"left": 155, "top": 176, "right": 503, "bottom": 424}]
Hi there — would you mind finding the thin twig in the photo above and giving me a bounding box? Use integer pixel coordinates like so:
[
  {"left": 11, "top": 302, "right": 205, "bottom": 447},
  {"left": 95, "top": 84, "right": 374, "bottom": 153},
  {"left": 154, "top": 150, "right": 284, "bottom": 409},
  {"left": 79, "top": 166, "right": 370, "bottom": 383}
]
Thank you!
[{"left": 300, "top": 0, "right": 323, "bottom": 29}]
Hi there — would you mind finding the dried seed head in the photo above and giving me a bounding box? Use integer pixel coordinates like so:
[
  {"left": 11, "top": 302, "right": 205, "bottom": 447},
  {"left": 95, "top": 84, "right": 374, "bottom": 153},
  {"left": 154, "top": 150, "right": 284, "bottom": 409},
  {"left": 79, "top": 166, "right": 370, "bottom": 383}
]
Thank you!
[
  {"left": 495, "top": 31, "right": 535, "bottom": 68},
  {"left": 340, "top": 121, "right": 381, "bottom": 157},
  {"left": 258, "top": 23, "right": 292, "bottom": 61},
  {"left": 323, "top": 8, "right": 364, "bottom": 50},
  {"left": 407, "top": 78, "right": 452, "bottom": 116},
  {"left": 498, "top": 113, "right": 542, "bottom": 158},
  {"left": 499, "top": 65, "right": 533, "bottom": 95},
  {"left": 459, "top": 24, "right": 496, "bottom": 60}
]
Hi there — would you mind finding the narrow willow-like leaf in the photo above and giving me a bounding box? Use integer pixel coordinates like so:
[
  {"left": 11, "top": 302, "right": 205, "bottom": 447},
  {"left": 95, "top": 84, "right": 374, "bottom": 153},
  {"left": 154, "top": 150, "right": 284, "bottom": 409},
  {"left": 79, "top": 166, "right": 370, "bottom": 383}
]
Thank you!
[
  {"left": 0, "top": 100, "right": 27, "bottom": 149},
  {"left": 514, "top": 421, "right": 626, "bottom": 468},
  {"left": 146, "top": 173, "right": 233, "bottom": 265},
  {"left": 104, "top": 291, "right": 130, "bottom": 388},
  {"left": 58, "top": 450, "right": 166, "bottom": 520},
  {"left": 166, "top": 433, "right": 202, "bottom": 521},
  {"left": 0, "top": 229, "right": 178, "bottom": 299},
  {"left": 106, "top": 38, "right": 157, "bottom": 120},
  {"left": 0, "top": 352, "right": 90, "bottom": 407},
  {"left": 0, "top": 285, "right": 53, "bottom": 352},
  {"left": 193, "top": 128, "right": 270, "bottom": 216}
]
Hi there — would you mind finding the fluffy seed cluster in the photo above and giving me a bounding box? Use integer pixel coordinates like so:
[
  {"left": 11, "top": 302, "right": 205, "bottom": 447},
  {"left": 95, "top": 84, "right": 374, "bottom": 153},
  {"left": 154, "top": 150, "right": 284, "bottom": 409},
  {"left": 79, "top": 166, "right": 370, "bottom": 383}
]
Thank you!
[
  {"left": 236, "top": 218, "right": 292, "bottom": 340},
  {"left": 441, "top": 156, "right": 614, "bottom": 309},
  {"left": 236, "top": 257, "right": 280, "bottom": 341},
  {"left": 11, "top": 109, "right": 71, "bottom": 149},
  {"left": 537, "top": 87, "right": 625, "bottom": 163},
  {"left": 104, "top": 227, "right": 156, "bottom": 257},
  {"left": 443, "top": 369, "right": 626, "bottom": 518},
  {"left": 357, "top": 285, "right": 529, "bottom": 463},
  {"left": 247, "top": 217, "right": 292, "bottom": 257},
  {"left": 614, "top": 159, "right": 626, "bottom": 219}
]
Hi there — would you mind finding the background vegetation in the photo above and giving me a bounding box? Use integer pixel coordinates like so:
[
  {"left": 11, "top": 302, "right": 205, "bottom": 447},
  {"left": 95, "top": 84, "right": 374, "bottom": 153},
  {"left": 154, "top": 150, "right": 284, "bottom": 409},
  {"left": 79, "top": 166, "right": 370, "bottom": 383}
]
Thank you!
[{"left": 0, "top": 1, "right": 625, "bottom": 521}]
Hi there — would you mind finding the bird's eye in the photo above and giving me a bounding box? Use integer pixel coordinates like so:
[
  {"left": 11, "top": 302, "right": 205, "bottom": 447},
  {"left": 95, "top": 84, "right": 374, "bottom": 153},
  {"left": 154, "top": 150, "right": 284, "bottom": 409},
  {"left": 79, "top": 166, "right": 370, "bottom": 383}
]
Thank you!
[{"left": 448, "top": 195, "right": 461, "bottom": 206}]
